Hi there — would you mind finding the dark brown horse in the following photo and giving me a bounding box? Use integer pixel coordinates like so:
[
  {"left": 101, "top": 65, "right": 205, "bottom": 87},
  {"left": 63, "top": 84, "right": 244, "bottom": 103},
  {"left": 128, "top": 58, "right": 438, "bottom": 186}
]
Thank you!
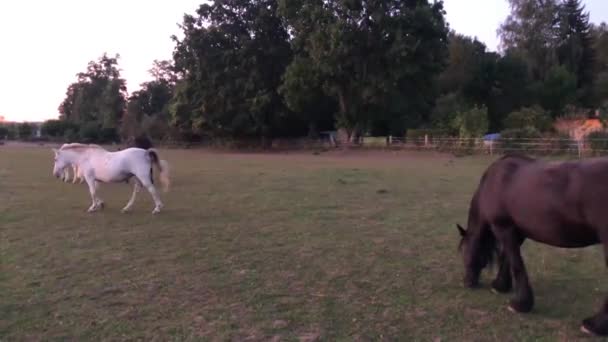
[{"left": 457, "top": 153, "right": 608, "bottom": 336}]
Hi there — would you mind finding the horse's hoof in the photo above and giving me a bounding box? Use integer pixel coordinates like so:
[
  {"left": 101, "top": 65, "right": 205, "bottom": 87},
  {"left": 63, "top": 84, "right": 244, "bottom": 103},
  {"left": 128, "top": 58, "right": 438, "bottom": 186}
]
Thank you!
[
  {"left": 152, "top": 208, "right": 161, "bottom": 214},
  {"left": 581, "top": 317, "right": 608, "bottom": 336},
  {"left": 508, "top": 300, "right": 533, "bottom": 313},
  {"left": 581, "top": 325, "right": 594, "bottom": 335},
  {"left": 491, "top": 280, "right": 511, "bottom": 294},
  {"left": 121, "top": 208, "right": 131, "bottom": 213}
]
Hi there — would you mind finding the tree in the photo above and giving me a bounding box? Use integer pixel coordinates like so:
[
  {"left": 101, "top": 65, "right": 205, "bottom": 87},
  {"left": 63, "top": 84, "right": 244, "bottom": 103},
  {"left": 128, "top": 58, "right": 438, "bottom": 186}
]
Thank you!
[
  {"left": 557, "top": 0, "right": 595, "bottom": 107},
  {"left": 434, "top": 32, "right": 531, "bottom": 132},
  {"left": 58, "top": 53, "right": 127, "bottom": 142},
  {"left": 487, "top": 52, "right": 533, "bottom": 131},
  {"left": 498, "top": 0, "right": 561, "bottom": 80},
  {"left": 437, "top": 32, "right": 488, "bottom": 96},
  {"left": 122, "top": 60, "right": 176, "bottom": 141},
  {"left": 278, "top": 56, "right": 338, "bottom": 137},
  {"left": 592, "top": 23, "right": 608, "bottom": 108},
  {"left": 280, "top": 0, "right": 449, "bottom": 140},
  {"left": 171, "top": 0, "right": 293, "bottom": 144},
  {"left": 538, "top": 65, "right": 577, "bottom": 117}
]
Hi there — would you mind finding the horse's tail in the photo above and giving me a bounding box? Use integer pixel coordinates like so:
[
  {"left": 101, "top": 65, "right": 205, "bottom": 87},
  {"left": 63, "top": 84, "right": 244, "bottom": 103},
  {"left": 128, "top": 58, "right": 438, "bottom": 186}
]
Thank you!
[{"left": 147, "top": 149, "right": 170, "bottom": 192}]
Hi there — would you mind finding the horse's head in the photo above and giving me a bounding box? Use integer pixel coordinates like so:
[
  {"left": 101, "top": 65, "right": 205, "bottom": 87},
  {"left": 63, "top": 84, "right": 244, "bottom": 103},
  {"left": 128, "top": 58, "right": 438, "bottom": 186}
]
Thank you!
[
  {"left": 456, "top": 223, "right": 495, "bottom": 288},
  {"left": 52, "top": 148, "right": 70, "bottom": 178}
]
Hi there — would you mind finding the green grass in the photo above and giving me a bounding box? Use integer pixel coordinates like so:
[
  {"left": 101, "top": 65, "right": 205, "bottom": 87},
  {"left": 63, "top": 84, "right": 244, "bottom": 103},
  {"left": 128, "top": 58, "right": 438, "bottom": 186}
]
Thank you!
[{"left": 1, "top": 146, "right": 606, "bottom": 341}]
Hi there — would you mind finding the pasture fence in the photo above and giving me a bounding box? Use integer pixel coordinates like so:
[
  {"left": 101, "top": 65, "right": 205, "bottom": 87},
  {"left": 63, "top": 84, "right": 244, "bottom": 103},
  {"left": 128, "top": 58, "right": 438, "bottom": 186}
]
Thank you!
[
  {"left": 149, "top": 135, "right": 608, "bottom": 157},
  {"left": 368, "top": 135, "right": 608, "bottom": 157},
  {"left": 11, "top": 135, "right": 608, "bottom": 157}
]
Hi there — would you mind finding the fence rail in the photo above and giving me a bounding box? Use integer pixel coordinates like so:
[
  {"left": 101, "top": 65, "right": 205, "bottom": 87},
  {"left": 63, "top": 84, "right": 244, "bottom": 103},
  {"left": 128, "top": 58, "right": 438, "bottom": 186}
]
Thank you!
[
  {"left": 8, "top": 135, "right": 608, "bottom": 157},
  {"left": 359, "top": 135, "right": 608, "bottom": 157},
  {"left": 152, "top": 135, "right": 608, "bottom": 157}
]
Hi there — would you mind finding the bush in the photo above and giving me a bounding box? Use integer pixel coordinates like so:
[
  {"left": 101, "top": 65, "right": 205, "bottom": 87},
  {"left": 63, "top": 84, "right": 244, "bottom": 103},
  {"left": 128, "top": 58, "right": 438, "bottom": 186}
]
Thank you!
[
  {"left": 42, "top": 120, "right": 79, "bottom": 139},
  {"left": 79, "top": 122, "right": 101, "bottom": 143},
  {"left": 142, "top": 114, "right": 169, "bottom": 141},
  {"left": 587, "top": 131, "right": 608, "bottom": 154},
  {"left": 406, "top": 129, "right": 452, "bottom": 145},
  {"left": 452, "top": 105, "right": 489, "bottom": 138},
  {"left": 0, "top": 125, "right": 8, "bottom": 140},
  {"left": 99, "top": 127, "right": 119, "bottom": 143},
  {"left": 64, "top": 128, "right": 79, "bottom": 142},
  {"left": 549, "top": 132, "right": 575, "bottom": 155},
  {"left": 503, "top": 105, "right": 553, "bottom": 132},
  {"left": 17, "top": 123, "right": 34, "bottom": 140},
  {"left": 499, "top": 127, "right": 542, "bottom": 152},
  {"left": 430, "top": 92, "right": 466, "bottom": 132},
  {"left": 1, "top": 123, "right": 17, "bottom": 140}
]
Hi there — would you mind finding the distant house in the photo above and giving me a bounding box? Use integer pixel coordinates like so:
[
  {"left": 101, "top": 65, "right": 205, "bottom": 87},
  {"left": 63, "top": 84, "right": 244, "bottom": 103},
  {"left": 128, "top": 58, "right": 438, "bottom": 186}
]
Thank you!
[{"left": 32, "top": 122, "right": 43, "bottom": 138}]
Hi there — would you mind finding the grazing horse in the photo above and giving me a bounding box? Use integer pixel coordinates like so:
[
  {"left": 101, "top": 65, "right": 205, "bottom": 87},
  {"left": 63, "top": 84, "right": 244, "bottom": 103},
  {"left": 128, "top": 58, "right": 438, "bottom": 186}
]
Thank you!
[
  {"left": 457, "top": 153, "right": 608, "bottom": 336},
  {"left": 51, "top": 145, "right": 170, "bottom": 214}
]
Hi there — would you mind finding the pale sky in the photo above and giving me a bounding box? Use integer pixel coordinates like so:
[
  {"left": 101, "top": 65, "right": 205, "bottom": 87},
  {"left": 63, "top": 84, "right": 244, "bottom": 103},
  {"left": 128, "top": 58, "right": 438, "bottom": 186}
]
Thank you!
[{"left": 1, "top": 0, "right": 607, "bottom": 122}]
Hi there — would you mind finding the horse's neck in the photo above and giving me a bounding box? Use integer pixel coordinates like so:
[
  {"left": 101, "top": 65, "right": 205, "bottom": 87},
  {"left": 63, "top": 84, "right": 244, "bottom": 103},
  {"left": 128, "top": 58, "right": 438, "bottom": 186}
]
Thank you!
[{"left": 65, "top": 149, "right": 100, "bottom": 164}]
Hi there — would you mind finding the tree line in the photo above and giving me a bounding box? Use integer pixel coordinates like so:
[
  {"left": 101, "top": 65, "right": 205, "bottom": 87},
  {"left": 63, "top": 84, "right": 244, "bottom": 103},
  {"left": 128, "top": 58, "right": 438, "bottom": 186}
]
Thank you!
[{"left": 4, "top": 0, "right": 607, "bottom": 145}]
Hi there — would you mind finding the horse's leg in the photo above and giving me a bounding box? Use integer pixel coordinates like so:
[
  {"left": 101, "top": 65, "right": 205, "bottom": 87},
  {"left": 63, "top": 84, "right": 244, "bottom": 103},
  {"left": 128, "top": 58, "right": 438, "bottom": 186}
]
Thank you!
[
  {"left": 582, "top": 298, "right": 608, "bottom": 336},
  {"left": 493, "top": 224, "right": 534, "bottom": 313},
  {"left": 137, "top": 175, "right": 163, "bottom": 214},
  {"left": 121, "top": 179, "right": 141, "bottom": 213},
  {"left": 94, "top": 180, "right": 104, "bottom": 209},
  {"left": 581, "top": 238, "right": 608, "bottom": 336},
  {"left": 145, "top": 182, "right": 163, "bottom": 214},
  {"left": 72, "top": 165, "right": 79, "bottom": 184},
  {"left": 491, "top": 237, "right": 524, "bottom": 294},
  {"left": 85, "top": 177, "right": 99, "bottom": 212},
  {"left": 491, "top": 250, "right": 512, "bottom": 293}
]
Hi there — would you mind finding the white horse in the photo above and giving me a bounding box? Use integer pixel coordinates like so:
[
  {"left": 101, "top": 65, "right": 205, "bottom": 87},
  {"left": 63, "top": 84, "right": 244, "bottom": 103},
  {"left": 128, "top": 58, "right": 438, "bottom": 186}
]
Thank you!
[
  {"left": 59, "top": 143, "right": 104, "bottom": 184},
  {"left": 52, "top": 144, "right": 170, "bottom": 214}
]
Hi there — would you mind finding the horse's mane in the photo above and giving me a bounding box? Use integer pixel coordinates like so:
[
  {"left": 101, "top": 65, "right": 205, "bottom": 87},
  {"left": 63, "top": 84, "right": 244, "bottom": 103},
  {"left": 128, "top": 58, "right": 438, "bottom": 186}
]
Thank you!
[{"left": 59, "top": 143, "right": 104, "bottom": 151}]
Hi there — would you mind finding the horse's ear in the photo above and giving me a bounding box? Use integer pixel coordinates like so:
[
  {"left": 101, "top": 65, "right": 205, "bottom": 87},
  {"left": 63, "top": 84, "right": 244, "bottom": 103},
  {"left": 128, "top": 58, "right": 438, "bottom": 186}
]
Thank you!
[{"left": 457, "top": 224, "right": 466, "bottom": 237}]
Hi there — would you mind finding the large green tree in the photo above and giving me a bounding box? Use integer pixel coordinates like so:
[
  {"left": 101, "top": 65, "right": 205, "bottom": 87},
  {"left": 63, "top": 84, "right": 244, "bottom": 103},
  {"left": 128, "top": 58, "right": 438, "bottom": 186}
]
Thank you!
[
  {"left": 122, "top": 60, "right": 176, "bottom": 141},
  {"left": 58, "top": 53, "right": 127, "bottom": 142},
  {"left": 170, "top": 0, "right": 293, "bottom": 143},
  {"left": 434, "top": 32, "right": 533, "bottom": 132},
  {"left": 592, "top": 23, "right": 608, "bottom": 109},
  {"left": 498, "top": 0, "right": 561, "bottom": 80},
  {"left": 279, "top": 0, "right": 449, "bottom": 140},
  {"left": 557, "top": 0, "right": 595, "bottom": 107}
]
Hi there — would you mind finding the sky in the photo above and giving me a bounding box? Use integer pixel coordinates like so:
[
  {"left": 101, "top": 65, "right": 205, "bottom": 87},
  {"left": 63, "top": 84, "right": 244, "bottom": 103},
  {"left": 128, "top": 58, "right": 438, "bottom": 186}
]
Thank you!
[{"left": 0, "top": 0, "right": 607, "bottom": 123}]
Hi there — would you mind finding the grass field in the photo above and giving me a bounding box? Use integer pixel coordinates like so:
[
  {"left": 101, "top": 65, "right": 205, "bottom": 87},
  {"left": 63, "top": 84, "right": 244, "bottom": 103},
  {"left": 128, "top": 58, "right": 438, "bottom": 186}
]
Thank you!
[{"left": 1, "top": 146, "right": 606, "bottom": 341}]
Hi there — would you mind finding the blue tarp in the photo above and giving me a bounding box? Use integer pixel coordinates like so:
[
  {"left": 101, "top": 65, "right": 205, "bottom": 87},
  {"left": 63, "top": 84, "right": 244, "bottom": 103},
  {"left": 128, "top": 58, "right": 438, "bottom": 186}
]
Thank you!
[{"left": 483, "top": 133, "right": 501, "bottom": 141}]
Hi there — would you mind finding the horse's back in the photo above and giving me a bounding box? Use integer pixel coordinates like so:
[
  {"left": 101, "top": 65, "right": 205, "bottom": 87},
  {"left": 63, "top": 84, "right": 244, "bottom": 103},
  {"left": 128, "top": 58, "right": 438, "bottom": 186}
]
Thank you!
[{"left": 476, "top": 155, "right": 607, "bottom": 246}]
